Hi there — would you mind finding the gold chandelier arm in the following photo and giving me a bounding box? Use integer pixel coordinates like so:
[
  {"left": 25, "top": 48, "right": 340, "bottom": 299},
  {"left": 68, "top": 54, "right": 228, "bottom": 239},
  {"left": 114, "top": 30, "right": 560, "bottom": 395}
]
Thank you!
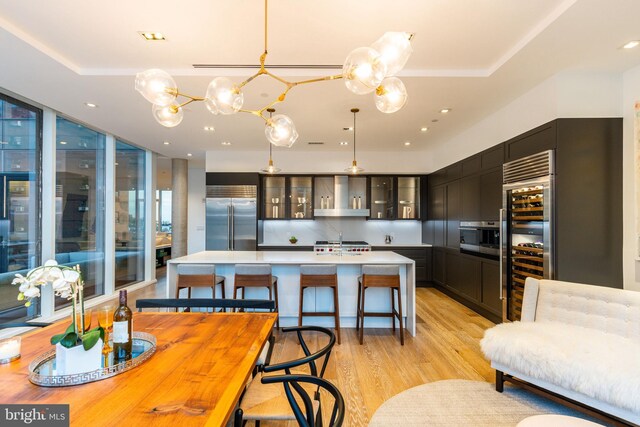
[
  {"left": 291, "top": 73, "right": 344, "bottom": 86},
  {"left": 263, "top": 69, "right": 294, "bottom": 87},
  {"left": 264, "top": 0, "right": 269, "bottom": 54},
  {"left": 177, "top": 97, "right": 203, "bottom": 109},
  {"left": 175, "top": 92, "right": 205, "bottom": 102},
  {"left": 238, "top": 69, "right": 265, "bottom": 89},
  {"left": 238, "top": 109, "right": 268, "bottom": 121}
]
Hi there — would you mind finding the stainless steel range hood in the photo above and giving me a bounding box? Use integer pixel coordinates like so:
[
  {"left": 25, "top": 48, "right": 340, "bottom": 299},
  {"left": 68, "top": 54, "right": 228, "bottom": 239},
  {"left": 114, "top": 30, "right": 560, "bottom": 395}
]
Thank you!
[{"left": 314, "top": 176, "right": 370, "bottom": 217}]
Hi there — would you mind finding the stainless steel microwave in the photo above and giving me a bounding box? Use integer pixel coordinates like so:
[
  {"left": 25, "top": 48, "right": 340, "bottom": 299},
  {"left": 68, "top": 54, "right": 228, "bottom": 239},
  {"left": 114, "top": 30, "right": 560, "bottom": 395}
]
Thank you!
[{"left": 459, "top": 221, "right": 500, "bottom": 258}]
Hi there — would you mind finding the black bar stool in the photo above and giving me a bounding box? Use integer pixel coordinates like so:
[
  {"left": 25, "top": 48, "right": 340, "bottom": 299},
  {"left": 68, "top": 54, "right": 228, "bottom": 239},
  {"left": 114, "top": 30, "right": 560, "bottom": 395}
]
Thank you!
[
  {"left": 356, "top": 265, "right": 404, "bottom": 345},
  {"left": 233, "top": 264, "right": 279, "bottom": 328},
  {"left": 298, "top": 264, "right": 341, "bottom": 344}
]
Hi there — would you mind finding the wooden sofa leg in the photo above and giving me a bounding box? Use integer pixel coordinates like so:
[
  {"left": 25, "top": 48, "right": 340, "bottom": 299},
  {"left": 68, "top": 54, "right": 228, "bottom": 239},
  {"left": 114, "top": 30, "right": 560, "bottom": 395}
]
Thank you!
[{"left": 496, "top": 370, "right": 504, "bottom": 393}]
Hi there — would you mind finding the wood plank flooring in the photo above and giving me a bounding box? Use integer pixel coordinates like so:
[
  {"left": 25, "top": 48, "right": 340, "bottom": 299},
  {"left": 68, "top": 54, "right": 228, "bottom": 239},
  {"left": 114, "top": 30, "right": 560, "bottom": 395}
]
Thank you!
[{"left": 121, "top": 270, "right": 497, "bottom": 426}]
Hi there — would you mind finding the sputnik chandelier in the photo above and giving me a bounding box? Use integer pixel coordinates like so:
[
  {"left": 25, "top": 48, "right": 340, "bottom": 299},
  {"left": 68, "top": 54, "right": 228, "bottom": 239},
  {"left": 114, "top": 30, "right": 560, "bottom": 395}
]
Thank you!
[{"left": 135, "top": 0, "right": 413, "bottom": 148}]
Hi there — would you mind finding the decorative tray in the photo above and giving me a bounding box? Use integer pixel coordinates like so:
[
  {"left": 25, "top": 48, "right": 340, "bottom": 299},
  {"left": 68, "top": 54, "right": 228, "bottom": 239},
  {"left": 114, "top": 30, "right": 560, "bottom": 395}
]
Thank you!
[{"left": 28, "top": 332, "right": 156, "bottom": 387}]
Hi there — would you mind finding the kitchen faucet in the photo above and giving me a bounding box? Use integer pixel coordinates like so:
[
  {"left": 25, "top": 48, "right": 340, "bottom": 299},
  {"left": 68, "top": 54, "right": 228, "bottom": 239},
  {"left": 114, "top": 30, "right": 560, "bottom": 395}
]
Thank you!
[{"left": 338, "top": 232, "right": 343, "bottom": 248}]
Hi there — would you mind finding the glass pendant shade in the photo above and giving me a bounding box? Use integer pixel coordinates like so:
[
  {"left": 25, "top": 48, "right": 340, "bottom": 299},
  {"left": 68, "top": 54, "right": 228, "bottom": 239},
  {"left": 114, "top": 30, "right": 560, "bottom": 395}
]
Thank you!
[
  {"left": 261, "top": 159, "right": 281, "bottom": 174},
  {"left": 135, "top": 69, "right": 178, "bottom": 107},
  {"left": 205, "top": 77, "right": 244, "bottom": 115},
  {"left": 371, "top": 32, "right": 413, "bottom": 77},
  {"left": 345, "top": 160, "right": 364, "bottom": 174},
  {"left": 265, "top": 114, "right": 298, "bottom": 147},
  {"left": 152, "top": 103, "right": 183, "bottom": 127},
  {"left": 342, "top": 47, "right": 387, "bottom": 95},
  {"left": 375, "top": 77, "right": 408, "bottom": 113}
]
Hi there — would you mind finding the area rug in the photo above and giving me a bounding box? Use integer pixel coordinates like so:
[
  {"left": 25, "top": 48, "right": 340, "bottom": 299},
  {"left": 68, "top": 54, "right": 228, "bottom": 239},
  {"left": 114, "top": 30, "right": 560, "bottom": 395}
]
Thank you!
[{"left": 368, "top": 379, "right": 608, "bottom": 426}]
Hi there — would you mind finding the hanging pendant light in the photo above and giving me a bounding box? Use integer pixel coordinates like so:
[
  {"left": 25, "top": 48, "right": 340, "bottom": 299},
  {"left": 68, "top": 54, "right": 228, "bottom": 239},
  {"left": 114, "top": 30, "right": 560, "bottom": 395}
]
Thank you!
[
  {"left": 345, "top": 108, "right": 364, "bottom": 174},
  {"left": 261, "top": 108, "right": 282, "bottom": 173}
]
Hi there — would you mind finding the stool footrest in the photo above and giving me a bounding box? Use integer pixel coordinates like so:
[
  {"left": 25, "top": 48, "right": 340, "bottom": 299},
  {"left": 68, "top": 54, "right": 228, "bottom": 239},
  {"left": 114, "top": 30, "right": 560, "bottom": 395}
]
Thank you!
[
  {"left": 301, "top": 311, "right": 338, "bottom": 316},
  {"left": 358, "top": 311, "right": 400, "bottom": 318}
]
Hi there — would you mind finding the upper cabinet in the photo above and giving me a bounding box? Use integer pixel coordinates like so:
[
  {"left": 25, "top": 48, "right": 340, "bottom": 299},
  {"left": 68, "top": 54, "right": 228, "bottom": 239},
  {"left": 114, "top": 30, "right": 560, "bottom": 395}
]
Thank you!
[
  {"left": 369, "top": 176, "right": 395, "bottom": 220},
  {"left": 263, "top": 176, "right": 286, "bottom": 219},
  {"left": 289, "top": 176, "right": 313, "bottom": 219},
  {"left": 368, "top": 175, "right": 422, "bottom": 220},
  {"left": 398, "top": 177, "right": 420, "bottom": 220},
  {"left": 261, "top": 175, "right": 313, "bottom": 220}
]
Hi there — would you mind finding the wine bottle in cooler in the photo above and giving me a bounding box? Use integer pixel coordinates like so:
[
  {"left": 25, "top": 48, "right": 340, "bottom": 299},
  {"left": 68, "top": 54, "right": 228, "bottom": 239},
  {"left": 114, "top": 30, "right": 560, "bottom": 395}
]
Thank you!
[{"left": 113, "top": 290, "right": 132, "bottom": 361}]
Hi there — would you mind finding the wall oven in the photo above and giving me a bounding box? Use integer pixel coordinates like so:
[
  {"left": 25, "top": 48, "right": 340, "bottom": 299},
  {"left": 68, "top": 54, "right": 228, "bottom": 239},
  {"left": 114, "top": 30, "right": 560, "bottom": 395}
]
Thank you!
[{"left": 459, "top": 221, "right": 500, "bottom": 259}]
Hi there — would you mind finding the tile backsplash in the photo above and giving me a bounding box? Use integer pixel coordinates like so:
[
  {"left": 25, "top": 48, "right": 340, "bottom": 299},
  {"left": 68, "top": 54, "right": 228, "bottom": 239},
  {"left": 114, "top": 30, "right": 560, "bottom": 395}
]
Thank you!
[{"left": 261, "top": 218, "right": 422, "bottom": 246}]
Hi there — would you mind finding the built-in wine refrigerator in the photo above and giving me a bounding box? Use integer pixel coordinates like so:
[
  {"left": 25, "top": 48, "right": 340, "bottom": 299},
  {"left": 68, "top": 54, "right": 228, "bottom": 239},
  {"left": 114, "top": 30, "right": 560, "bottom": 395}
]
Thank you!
[{"left": 501, "top": 150, "right": 555, "bottom": 322}]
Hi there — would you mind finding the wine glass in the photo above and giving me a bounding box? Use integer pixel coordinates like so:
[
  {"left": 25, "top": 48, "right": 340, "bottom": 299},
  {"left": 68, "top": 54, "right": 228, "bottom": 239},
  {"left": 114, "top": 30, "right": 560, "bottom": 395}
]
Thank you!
[
  {"left": 75, "top": 308, "right": 92, "bottom": 333},
  {"left": 97, "top": 306, "right": 115, "bottom": 354}
]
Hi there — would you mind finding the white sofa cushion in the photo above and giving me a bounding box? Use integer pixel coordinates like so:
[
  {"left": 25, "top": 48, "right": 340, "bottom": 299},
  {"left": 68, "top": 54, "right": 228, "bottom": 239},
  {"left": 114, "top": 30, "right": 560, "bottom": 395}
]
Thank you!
[{"left": 481, "top": 320, "right": 640, "bottom": 414}]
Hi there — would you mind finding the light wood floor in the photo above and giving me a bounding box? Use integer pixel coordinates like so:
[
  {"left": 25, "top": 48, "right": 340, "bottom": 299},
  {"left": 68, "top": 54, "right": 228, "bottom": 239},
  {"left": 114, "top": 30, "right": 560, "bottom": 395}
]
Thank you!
[{"left": 127, "top": 270, "right": 496, "bottom": 427}]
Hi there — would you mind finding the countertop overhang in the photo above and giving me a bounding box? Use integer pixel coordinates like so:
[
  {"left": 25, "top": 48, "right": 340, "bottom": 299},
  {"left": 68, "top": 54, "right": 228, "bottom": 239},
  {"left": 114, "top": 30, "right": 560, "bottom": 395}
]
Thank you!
[{"left": 169, "top": 250, "right": 414, "bottom": 265}]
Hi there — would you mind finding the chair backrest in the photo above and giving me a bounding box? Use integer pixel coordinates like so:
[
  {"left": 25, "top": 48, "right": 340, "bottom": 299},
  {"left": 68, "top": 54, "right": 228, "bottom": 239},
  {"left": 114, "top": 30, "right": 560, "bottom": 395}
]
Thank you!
[
  {"left": 300, "top": 264, "right": 337, "bottom": 275},
  {"left": 177, "top": 264, "right": 216, "bottom": 275},
  {"left": 523, "top": 277, "right": 640, "bottom": 341},
  {"left": 261, "top": 374, "right": 345, "bottom": 427},
  {"left": 262, "top": 326, "right": 336, "bottom": 379},
  {"left": 235, "top": 264, "right": 271, "bottom": 275},
  {"left": 362, "top": 265, "right": 399, "bottom": 275},
  {"left": 135, "top": 298, "right": 275, "bottom": 312}
]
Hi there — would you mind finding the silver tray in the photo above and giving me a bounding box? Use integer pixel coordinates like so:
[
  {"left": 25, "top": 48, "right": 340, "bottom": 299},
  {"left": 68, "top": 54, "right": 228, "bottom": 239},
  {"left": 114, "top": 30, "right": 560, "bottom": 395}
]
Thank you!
[{"left": 28, "top": 332, "right": 156, "bottom": 387}]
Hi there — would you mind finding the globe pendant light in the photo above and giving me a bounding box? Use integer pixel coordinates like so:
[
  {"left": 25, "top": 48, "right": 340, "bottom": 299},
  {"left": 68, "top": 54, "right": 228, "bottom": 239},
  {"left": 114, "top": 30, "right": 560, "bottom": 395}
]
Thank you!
[
  {"left": 342, "top": 47, "right": 387, "bottom": 95},
  {"left": 375, "top": 77, "right": 408, "bottom": 113},
  {"left": 135, "top": 69, "right": 177, "bottom": 107},
  {"left": 345, "top": 108, "right": 364, "bottom": 174},
  {"left": 205, "top": 77, "right": 244, "bottom": 115},
  {"left": 265, "top": 113, "right": 298, "bottom": 147},
  {"left": 371, "top": 32, "right": 414, "bottom": 77},
  {"left": 261, "top": 108, "right": 282, "bottom": 173},
  {"left": 151, "top": 103, "right": 183, "bottom": 127}
]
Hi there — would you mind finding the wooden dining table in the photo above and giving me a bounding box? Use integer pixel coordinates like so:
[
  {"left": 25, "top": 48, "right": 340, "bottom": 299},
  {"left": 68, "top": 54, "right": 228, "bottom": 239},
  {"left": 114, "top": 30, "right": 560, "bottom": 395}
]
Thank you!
[{"left": 0, "top": 312, "right": 277, "bottom": 427}]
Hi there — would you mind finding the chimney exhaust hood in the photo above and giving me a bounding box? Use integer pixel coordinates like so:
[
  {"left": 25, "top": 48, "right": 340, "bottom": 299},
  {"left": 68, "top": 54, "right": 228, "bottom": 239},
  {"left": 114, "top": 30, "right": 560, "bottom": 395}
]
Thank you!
[{"left": 314, "top": 176, "right": 370, "bottom": 217}]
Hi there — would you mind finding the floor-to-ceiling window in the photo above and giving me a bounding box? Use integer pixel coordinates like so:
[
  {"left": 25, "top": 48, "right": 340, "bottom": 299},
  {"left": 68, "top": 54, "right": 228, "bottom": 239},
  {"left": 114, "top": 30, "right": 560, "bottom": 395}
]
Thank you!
[
  {"left": 115, "top": 140, "right": 145, "bottom": 288},
  {"left": 54, "top": 117, "right": 106, "bottom": 308},
  {"left": 0, "top": 95, "right": 41, "bottom": 322}
]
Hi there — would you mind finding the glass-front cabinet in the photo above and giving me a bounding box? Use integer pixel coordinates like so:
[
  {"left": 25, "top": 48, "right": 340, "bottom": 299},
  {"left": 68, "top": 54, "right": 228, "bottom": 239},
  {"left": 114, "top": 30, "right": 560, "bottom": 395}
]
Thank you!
[
  {"left": 261, "top": 175, "right": 313, "bottom": 220},
  {"left": 263, "top": 176, "right": 285, "bottom": 219},
  {"left": 398, "top": 177, "right": 420, "bottom": 220},
  {"left": 369, "top": 176, "right": 395, "bottom": 220},
  {"left": 289, "top": 177, "right": 312, "bottom": 219}
]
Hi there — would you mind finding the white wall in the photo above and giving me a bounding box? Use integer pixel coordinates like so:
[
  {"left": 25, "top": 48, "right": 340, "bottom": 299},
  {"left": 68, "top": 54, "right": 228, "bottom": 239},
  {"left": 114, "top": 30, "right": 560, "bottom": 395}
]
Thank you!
[
  {"left": 187, "top": 164, "right": 206, "bottom": 254},
  {"left": 622, "top": 64, "right": 640, "bottom": 291}
]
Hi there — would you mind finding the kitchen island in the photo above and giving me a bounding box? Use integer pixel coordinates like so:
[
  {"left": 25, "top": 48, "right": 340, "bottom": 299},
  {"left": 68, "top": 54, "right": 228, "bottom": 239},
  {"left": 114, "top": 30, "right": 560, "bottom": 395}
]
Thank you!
[{"left": 167, "top": 251, "right": 417, "bottom": 336}]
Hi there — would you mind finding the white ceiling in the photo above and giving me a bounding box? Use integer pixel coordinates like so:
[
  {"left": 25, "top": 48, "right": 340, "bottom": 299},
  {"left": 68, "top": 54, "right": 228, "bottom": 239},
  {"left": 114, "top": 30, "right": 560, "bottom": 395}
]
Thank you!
[{"left": 0, "top": 0, "right": 639, "bottom": 161}]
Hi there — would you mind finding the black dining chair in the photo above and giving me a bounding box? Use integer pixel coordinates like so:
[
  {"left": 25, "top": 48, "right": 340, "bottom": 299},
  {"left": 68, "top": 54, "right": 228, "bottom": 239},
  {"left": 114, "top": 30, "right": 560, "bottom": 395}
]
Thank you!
[
  {"left": 261, "top": 374, "right": 345, "bottom": 427},
  {"left": 0, "top": 321, "right": 51, "bottom": 329},
  {"left": 135, "top": 298, "right": 275, "bottom": 312},
  {"left": 234, "top": 326, "right": 336, "bottom": 426}
]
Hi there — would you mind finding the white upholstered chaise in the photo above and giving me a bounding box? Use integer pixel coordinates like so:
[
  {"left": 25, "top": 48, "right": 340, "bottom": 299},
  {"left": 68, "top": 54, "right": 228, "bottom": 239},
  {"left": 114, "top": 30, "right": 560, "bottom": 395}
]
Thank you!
[{"left": 481, "top": 277, "right": 640, "bottom": 425}]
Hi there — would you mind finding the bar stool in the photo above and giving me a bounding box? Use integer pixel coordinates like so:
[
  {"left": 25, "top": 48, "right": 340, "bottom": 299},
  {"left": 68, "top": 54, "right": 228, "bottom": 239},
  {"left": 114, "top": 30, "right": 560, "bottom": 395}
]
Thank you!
[
  {"left": 233, "top": 264, "right": 279, "bottom": 328},
  {"left": 356, "top": 265, "right": 404, "bottom": 345},
  {"left": 176, "top": 265, "right": 226, "bottom": 311},
  {"left": 298, "top": 264, "right": 341, "bottom": 344}
]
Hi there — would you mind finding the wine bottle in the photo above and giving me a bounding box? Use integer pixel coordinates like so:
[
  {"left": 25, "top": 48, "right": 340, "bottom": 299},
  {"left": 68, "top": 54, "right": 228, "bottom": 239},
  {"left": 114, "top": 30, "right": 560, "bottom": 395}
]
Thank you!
[{"left": 113, "top": 290, "right": 133, "bottom": 362}]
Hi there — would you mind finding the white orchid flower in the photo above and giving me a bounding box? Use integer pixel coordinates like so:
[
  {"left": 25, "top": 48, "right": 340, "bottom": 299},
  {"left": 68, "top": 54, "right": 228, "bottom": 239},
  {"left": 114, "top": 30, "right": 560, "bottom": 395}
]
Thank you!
[
  {"left": 44, "top": 266, "right": 63, "bottom": 283},
  {"left": 62, "top": 269, "right": 80, "bottom": 283},
  {"left": 19, "top": 282, "right": 30, "bottom": 292},
  {"left": 44, "top": 259, "right": 58, "bottom": 267},
  {"left": 52, "top": 277, "right": 70, "bottom": 291},
  {"left": 12, "top": 273, "right": 27, "bottom": 285},
  {"left": 23, "top": 287, "right": 40, "bottom": 298}
]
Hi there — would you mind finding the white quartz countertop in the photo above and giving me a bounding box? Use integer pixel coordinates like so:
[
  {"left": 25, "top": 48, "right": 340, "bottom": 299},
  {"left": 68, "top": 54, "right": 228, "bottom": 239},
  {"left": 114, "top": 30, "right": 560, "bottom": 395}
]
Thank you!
[
  {"left": 169, "top": 250, "right": 414, "bottom": 265},
  {"left": 257, "top": 243, "right": 433, "bottom": 248}
]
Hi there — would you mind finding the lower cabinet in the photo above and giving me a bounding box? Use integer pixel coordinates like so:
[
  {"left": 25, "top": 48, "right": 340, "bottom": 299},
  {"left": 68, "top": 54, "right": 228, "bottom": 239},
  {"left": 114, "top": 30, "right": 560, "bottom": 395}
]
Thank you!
[
  {"left": 432, "top": 248, "right": 502, "bottom": 322},
  {"left": 373, "top": 247, "right": 432, "bottom": 286}
]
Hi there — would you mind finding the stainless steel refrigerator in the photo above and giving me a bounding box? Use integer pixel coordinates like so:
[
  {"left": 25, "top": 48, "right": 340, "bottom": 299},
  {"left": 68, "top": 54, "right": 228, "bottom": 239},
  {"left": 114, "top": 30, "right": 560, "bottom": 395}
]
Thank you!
[
  {"left": 501, "top": 150, "right": 555, "bottom": 322},
  {"left": 205, "top": 185, "right": 257, "bottom": 251}
]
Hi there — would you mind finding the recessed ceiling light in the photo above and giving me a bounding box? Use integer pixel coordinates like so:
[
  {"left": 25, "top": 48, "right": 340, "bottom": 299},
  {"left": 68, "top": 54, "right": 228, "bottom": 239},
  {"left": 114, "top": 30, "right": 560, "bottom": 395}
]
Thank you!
[
  {"left": 139, "top": 31, "right": 165, "bottom": 41},
  {"left": 404, "top": 142, "right": 411, "bottom": 146},
  {"left": 84, "top": 102, "right": 97, "bottom": 108},
  {"left": 343, "top": 127, "right": 353, "bottom": 131},
  {"left": 623, "top": 40, "right": 639, "bottom": 49},
  {"left": 339, "top": 141, "right": 349, "bottom": 146},
  {"left": 163, "top": 141, "right": 170, "bottom": 145},
  {"left": 59, "top": 141, "right": 67, "bottom": 145},
  {"left": 204, "top": 126, "right": 215, "bottom": 132},
  {"left": 187, "top": 153, "right": 193, "bottom": 157},
  {"left": 440, "top": 108, "right": 451, "bottom": 114},
  {"left": 420, "top": 127, "right": 428, "bottom": 132},
  {"left": 221, "top": 141, "right": 231, "bottom": 146}
]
